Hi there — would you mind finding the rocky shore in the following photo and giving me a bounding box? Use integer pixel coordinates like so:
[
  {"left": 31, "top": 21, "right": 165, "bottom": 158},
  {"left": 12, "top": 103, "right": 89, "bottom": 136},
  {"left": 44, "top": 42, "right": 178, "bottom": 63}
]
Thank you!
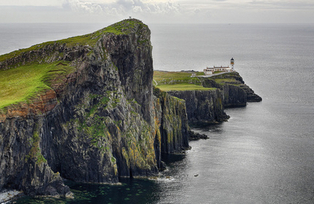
[{"left": 0, "top": 190, "right": 23, "bottom": 203}]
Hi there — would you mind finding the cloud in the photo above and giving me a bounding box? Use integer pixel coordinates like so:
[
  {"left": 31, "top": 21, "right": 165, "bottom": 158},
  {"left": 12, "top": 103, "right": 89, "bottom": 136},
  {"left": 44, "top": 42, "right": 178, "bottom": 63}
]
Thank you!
[
  {"left": 0, "top": 0, "right": 64, "bottom": 7},
  {"left": 1, "top": 0, "right": 314, "bottom": 24},
  {"left": 249, "top": 0, "right": 314, "bottom": 10}
]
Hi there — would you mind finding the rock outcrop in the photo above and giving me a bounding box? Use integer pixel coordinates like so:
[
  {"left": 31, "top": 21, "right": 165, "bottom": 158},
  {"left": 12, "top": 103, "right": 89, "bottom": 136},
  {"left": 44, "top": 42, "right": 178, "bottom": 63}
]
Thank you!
[
  {"left": 153, "top": 87, "right": 189, "bottom": 154},
  {"left": 202, "top": 72, "right": 262, "bottom": 107},
  {"left": 167, "top": 89, "right": 229, "bottom": 126},
  {"left": 162, "top": 72, "right": 262, "bottom": 125},
  {"left": 0, "top": 19, "right": 189, "bottom": 197}
]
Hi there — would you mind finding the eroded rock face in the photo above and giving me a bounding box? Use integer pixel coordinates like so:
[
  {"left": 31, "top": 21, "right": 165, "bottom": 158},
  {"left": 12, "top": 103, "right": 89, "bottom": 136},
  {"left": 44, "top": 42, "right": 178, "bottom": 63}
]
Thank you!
[
  {"left": 202, "top": 72, "right": 262, "bottom": 107},
  {"left": 222, "top": 84, "right": 247, "bottom": 107},
  {"left": 0, "top": 19, "right": 190, "bottom": 197},
  {"left": 153, "top": 87, "right": 190, "bottom": 154},
  {"left": 0, "top": 117, "right": 71, "bottom": 197},
  {"left": 164, "top": 72, "right": 262, "bottom": 125},
  {"left": 0, "top": 90, "right": 58, "bottom": 122},
  {"left": 167, "top": 90, "right": 229, "bottom": 126}
]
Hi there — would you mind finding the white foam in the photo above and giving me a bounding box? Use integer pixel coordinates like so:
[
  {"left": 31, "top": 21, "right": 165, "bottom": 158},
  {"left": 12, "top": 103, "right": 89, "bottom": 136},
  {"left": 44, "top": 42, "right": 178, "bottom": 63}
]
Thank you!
[{"left": 0, "top": 190, "right": 22, "bottom": 203}]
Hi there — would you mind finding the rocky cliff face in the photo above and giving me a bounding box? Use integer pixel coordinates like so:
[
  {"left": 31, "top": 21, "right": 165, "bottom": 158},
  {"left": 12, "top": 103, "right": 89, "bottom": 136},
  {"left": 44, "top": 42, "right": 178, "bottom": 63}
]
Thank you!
[
  {"left": 167, "top": 89, "right": 229, "bottom": 126},
  {"left": 163, "top": 72, "right": 262, "bottom": 125},
  {"left": 153, "top": 87, "right": 190, "bottom": 154},
  {"left": 202, "top": 72, "right": 262, "bottom": 107},
  {"left": 0, "top": 19, "right": 189, "bottom": 197}
]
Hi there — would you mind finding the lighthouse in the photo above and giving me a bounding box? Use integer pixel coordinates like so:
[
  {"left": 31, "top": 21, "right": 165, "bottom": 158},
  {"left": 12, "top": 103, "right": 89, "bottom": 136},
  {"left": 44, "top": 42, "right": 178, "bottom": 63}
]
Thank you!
[{"left": 230, "top": 58, "right": 234, "bottom": 70}]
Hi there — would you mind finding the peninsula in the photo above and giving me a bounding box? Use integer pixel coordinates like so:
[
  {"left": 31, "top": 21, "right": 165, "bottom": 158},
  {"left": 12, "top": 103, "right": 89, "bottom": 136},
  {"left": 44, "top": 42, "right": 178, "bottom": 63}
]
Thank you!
[
  {"left": 154, "top": 70, "right": 261, "bottom": 125},
  {"left": 0, "top": 19, "right": 261, "bottom": 198}
]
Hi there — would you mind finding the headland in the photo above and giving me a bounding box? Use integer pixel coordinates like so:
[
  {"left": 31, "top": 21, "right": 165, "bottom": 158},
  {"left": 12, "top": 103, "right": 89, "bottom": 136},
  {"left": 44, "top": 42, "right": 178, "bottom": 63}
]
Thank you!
[{"left": 0, "top": 19, "right": 261, "bottom": 200}]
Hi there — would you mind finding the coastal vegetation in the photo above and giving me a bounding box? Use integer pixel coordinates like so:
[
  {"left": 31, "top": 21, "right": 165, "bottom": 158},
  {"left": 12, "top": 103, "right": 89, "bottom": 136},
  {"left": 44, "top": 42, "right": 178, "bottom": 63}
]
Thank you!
[
  {"left": 0, "top": 61, "right": 74, "bottom": 110},
  {"left": 153, "top": 71, "right": 213, "bottom": 91},
  {"left": 153, "top": 70, "right": 248, "bottom": 92},
  {"left": 156, "top": 83, "right": 214, "bottom": 91},
  {"left": 213, "top": 78, "right": 239, "bottom": 85}
]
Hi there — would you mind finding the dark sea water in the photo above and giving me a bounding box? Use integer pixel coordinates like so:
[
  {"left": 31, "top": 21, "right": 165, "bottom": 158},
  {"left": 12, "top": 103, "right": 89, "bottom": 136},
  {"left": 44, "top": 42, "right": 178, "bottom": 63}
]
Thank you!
[{"left": 1, "top": 22, "right": 314, "bottom": 203}]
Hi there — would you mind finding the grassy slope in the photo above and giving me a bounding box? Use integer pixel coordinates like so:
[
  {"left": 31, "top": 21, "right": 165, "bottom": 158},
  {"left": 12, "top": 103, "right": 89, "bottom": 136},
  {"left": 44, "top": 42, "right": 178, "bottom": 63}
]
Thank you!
[
  {"left": 0, "top": 61, "right": 74, "bottom": 109},
  {"left": 0, "top": 19, "right": 145, "bottom": 111},
  {"left": 210, "top": 72, "right": 242, "bottom": 86},
  {"left": 214, "top": 78, "right": 239, "bottom": 85},
  {"left": 156, "top": 84, "right": 214, "bottom": 91},
  {"left": 153, "top": 71, "right": 215, "bottom": 91}
]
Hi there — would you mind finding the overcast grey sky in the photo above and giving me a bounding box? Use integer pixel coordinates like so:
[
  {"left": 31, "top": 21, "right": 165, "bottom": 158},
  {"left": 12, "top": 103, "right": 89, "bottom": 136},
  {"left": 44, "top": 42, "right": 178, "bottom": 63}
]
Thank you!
[{"left": 0, "top": 0, "right": 313, "bottom": 24}]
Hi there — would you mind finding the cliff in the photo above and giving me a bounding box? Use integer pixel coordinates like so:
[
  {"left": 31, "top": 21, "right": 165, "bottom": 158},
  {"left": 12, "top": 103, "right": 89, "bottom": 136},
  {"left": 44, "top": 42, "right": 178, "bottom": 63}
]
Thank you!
[
  {"left": 167, "top": 89, "right": 229, "bottom": 126},
  {"left": 154, "top": 71, "right": 262, "bottom": 125},
  {"left": 201, "top": 72, "right": 262, "bottom": 107},
  {"left": 153, "top": 87, "right": 189, "bottom": 154},
  {"left": 0, "top": 19, "right": 189, "bottom": 197}
]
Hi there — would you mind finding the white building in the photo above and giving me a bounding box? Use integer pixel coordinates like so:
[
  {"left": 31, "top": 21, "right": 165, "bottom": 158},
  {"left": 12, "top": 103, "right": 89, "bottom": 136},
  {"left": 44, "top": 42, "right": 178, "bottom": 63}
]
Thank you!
[{"left": 203, "top": 58, "right": 235, "bottom": 75}]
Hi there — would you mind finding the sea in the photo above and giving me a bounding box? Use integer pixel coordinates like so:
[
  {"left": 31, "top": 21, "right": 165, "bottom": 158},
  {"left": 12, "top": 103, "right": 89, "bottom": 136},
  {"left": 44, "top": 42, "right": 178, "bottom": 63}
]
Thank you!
[{"left": 1, "top": 22, "right": 314, "bottom": 204}]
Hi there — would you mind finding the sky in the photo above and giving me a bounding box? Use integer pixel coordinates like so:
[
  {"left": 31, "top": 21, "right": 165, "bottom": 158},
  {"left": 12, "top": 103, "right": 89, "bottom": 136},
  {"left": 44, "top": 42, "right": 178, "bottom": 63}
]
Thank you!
[{"left": 0, "top": 0, "right": 313, "bottom": 24}]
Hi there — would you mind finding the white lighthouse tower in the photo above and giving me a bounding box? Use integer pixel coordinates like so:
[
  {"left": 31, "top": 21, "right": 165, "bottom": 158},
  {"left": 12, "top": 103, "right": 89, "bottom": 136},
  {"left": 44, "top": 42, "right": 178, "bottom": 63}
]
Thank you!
[{"left": 230, "top": 58, "right": 235, "bottom": 71}]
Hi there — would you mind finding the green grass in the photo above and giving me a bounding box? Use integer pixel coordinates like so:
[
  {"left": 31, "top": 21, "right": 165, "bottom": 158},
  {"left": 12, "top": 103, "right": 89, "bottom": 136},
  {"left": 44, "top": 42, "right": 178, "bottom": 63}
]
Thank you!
[
  {"left": 213, "top": 78, "right": 239, "bottom": 85},
  {"left": 153, "top": 71, "right": 214, "bottom": 91},
  {"left": 213, "top": 71, "right": 224, "bottom": 74},
  {"left": 0, "top": 61, "right": 74, "bottom": 110},
  {"left": 156, "top": 83, "right": 215, "bottom": 91},
  {"left": 153, "top": 71, "right": 204, "bottom": 86},
  {"left": 153, "top": 70, "right": 242, "bottom": 91}
]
